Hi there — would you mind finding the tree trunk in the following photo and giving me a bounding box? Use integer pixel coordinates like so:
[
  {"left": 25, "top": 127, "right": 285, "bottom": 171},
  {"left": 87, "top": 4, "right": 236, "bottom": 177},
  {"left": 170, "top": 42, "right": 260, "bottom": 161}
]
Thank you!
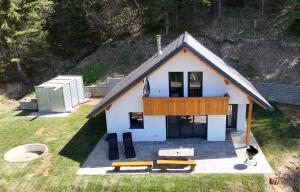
[
  {"left": 174, "top": 1, "right": 178, "bottom": 30},
  {"left": 13, "top": 51, "right": 31, "bottom": 84},
  {"left": 218, "top": 0, "right": 223, "bottom": 20},
  {"left": 16, "top": 60, "right": 22, "bottom": 72},
  {"left": 193, "top": 0, "right": 197, "bottom": 23},
  {"left": 16, "top": 60, "right": 31, "bottom": 84},
  {"left": 214, "top": 0, "right": 223, "bottom": 21},
  {"left": 165, "top": 12, "right": 169, "bottom": 35},
  {"left": 260, "top": 0, "right": 265, "bottom": 17}
]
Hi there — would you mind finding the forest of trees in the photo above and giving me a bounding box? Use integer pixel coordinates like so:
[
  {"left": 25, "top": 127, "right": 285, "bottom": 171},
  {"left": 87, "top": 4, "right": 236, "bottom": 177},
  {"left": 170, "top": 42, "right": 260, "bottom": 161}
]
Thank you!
[{"left": 0, "top": 0, "right": 299, "bottom": 84}]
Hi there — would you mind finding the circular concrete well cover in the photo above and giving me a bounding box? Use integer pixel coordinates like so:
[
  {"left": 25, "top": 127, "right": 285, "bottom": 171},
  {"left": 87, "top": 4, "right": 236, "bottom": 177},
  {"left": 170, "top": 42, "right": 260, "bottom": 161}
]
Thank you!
[{"left": 4, "top": 144, "right": 48, "bottom": 163}]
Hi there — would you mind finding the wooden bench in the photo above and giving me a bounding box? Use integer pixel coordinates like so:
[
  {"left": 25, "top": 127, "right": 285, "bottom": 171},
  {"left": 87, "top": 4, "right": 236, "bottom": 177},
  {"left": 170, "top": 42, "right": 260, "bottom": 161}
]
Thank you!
[
  {"left": 112, "top": 161, "right": 153, "bottom": 172},
  {"left": 156, "top": 160, "right": 197, "bottom": 172}
]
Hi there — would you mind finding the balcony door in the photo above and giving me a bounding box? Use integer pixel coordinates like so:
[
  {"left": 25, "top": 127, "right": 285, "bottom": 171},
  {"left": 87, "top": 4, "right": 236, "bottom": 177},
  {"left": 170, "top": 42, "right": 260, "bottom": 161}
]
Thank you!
[
  {"left": 188, "top": 72, "right": 203, "bottom": 97},
  {"left": 169, "top": 72, "right": 184, "bottom": 97}
]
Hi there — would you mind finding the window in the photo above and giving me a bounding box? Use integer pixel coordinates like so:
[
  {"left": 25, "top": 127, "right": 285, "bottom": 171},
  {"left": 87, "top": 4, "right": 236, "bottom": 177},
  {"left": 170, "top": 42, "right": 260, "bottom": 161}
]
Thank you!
[
  {"left": 188, "top": 72, "right": 203, "bottom": 97},
  {"left": 129, "top": 112, "right": 144, "bottom": 129},
  {"left": 169, "top": 72, "right": 184, "bottom": 97}
]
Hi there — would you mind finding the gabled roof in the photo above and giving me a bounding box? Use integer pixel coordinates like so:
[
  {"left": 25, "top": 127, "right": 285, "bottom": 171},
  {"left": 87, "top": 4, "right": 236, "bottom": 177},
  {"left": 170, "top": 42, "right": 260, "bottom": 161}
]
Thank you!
[{"left": 87, "top": 32, "right": 273, "bottom": 118}]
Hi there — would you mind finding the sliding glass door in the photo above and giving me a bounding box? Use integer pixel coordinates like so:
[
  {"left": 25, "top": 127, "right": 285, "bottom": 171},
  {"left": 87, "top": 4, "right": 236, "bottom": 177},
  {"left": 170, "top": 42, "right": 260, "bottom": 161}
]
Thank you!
[{"left": 166, "top": 116, "right": 207, "bottom": 139}]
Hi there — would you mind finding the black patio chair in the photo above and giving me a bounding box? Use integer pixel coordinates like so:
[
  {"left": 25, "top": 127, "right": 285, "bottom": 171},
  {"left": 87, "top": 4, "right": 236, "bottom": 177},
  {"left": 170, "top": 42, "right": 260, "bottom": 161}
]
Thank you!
[
  {"left": 107, "top": 133, "right": 119, "bottom": 160},
  {"left": 122, "top": 132, "right": 136, "bottom": 158}
]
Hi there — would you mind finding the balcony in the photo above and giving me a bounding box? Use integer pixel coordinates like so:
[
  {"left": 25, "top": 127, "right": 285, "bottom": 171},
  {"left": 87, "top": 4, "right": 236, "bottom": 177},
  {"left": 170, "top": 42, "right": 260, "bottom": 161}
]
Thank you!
[{"left": 143, "top": 96, "right": 229, "bottom": 116}]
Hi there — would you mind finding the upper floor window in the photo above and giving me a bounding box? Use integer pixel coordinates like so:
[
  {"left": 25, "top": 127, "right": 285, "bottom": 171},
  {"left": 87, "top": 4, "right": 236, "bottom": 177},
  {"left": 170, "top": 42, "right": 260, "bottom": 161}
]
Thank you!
[
  {"left": 188, "top": 72, "right": 203, "bottom": 97},
  {"left": 169, "top": 72, "right": 184, "bottom": 97},
  {"left": 129, "top": 112, "right": 144, "bottom": 129}
]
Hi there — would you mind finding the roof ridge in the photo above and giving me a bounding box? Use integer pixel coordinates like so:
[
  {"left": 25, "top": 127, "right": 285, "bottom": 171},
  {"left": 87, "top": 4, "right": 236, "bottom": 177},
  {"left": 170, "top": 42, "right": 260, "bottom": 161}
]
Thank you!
[{"left": 184, "top": 31, "right": 189, "bottom": 43}]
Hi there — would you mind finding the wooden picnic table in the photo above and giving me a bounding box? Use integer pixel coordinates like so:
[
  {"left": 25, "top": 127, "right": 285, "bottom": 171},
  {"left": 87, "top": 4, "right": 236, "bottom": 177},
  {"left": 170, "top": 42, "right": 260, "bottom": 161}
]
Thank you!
[{"left": 158, "top": 148, "right": 194, "bottom": 160}]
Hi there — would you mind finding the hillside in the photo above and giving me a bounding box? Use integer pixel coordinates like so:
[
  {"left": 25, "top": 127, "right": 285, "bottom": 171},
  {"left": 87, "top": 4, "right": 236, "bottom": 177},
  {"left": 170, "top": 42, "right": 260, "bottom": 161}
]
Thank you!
[
  {"left": 60, "top": 1, "right": 300, "bottom": 87},
  {"left": 70, "top": 32, "right": 300, "bottom": 86},
  {"left": 0, "top": 0, "right": 300, "bottom": 100}
]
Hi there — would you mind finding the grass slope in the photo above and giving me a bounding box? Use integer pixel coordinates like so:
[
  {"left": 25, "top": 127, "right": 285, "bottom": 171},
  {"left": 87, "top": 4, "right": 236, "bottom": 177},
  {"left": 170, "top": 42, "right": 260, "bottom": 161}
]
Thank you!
[
  {"left": 252, "top": 105, "right": 300, "bottom": 170},
  {"left": 0, "top": 104, "right": 298, "bottom": 191}
]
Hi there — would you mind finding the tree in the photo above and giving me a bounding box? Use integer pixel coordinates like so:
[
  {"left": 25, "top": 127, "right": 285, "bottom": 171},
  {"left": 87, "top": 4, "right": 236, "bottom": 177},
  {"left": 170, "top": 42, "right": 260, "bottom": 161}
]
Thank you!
[
  {"left": 0, "top": 0, "right": 52, "bottom": 83},
  {"left": 288, "top": 1, "right": 300, "bottom": 36},
  {"left": 142, "top": 0, "right": 212, "bottom": 33},
  {"left": 82, "top": 0, "right": 141, "bottom": 40},
  {"left": 47, "top": 0, "right": 90, "bottom": 58}
]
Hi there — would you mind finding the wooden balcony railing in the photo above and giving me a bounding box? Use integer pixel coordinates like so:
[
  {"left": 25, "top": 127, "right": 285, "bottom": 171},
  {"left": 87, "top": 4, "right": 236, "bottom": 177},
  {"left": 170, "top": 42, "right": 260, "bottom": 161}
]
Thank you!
[{"left": 143, "top": 96, "right": 229, "bottom": 116}]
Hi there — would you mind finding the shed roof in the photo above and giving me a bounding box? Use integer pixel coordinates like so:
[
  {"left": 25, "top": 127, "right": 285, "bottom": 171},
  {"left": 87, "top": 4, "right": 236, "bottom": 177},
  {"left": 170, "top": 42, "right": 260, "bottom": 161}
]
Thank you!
[
  {"left": 36, "top": 75, "right": 80, "bottom": 89},
  {"left": 87, "top": 32, "right": 272, "bottom": 118}
]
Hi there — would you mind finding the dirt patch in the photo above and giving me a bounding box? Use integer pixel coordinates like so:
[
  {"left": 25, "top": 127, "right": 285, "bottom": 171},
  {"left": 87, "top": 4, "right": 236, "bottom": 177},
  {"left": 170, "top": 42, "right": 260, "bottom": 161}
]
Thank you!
[
  {"left": 0, "top": 82, "right": 32, "bottom": 100},
  {"left": 266, "top": 152, "right": 300, "bottom": 192},
  {"left": 34, "top": 127, "right": 57, "bottom": 143},
  {"left": 0, "top": 102, "right": 18, "bottom": 110},
  {"left": 81, "top": 98, "right": 102, "bottom": 105},
  {"left": 26, "top": 154, "right": 54, "bottom": 178},
  {"left": 39, "top": 155, "right": 54, "bottom": 176},
  {"left": 225, "top": 181, "right": 243, "bottom": 191},
  {"left": 277, "top": 103, "right": 300, "bottom": 133},
  {"left": 0, "top": 94, "right": 19, "bottom": 110}
]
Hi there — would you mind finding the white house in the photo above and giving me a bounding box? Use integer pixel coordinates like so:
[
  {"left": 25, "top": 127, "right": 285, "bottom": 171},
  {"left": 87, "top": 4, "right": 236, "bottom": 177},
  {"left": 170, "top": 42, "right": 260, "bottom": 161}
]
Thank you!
[{"left": 88, "top": 32, "right": 272, "bottom": 144}]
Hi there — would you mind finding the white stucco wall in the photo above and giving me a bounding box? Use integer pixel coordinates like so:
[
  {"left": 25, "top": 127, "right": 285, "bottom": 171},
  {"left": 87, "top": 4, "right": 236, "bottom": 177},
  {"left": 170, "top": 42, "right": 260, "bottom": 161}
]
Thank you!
[
  {"left": 105, "top": 82, "right": 166, "bottom": 141},
  {"left": 236, "top": 104, "right": 247, "bottom": 131},
  {"left": 207, "top": 115, "right": 227, "bottom": 141},
  {"left": 148, "top": 51, "right": 227, "bottom": 97},
  {"left": 227, "top": 85, "right": 249, "bottom": 104},
  {"left": 105, "top": 50, "right": 249, "bottom": 141},
  {"left": 227, "top": 85, "right": 248, "bottom": 132}
]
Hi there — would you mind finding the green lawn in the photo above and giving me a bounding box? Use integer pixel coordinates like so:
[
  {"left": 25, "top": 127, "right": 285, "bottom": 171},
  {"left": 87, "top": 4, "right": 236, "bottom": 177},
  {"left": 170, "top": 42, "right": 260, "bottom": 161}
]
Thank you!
[
  {"left": 252, "top": 105, "right": 300, "bottom": 170},
  {"left": 0, "top": 104, "right": 298, "bottom": 191}
]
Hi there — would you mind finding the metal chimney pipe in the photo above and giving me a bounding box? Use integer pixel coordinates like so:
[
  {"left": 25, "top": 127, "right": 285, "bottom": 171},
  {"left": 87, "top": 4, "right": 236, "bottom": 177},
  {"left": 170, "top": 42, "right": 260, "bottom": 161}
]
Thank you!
[{"left": 156, "top": 35, "right": 162, "bottom": 55}]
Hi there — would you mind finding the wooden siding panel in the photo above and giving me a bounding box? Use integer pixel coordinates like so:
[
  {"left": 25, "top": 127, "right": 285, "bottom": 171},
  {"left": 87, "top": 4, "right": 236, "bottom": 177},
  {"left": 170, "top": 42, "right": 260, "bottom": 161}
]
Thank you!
[{"left": 143, "top": 97, "right": 229, "bottom": 116}]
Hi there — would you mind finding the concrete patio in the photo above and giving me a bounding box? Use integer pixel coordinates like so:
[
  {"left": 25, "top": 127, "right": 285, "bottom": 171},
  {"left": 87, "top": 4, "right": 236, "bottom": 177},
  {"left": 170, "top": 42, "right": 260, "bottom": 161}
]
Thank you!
[{"left": 77, "top": 130, "right": 273, "bottom": 175}]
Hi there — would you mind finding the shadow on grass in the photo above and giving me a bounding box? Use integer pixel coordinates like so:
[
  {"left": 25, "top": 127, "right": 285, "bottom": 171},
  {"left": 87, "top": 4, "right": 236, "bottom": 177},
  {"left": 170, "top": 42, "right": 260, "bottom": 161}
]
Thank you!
[
  {"left": 14, "top": 109, "right": 33, "bottom": 116},
  {"left": 252, "top": 104, "right": 299, "bottom": 140},
  {"left": 59, "top": 112, "right": 106, "bottom": 166},
  {"left": 14, "top": 109, "right": 40, "bottom": 121}
]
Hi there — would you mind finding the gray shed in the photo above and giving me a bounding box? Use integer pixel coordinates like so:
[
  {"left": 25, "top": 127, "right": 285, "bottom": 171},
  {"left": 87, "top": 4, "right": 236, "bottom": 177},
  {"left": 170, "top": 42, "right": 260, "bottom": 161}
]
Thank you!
[
  {"left": 35, "top": 75, "right": 84, "bottom": 113},
  {"left": 55, "top": 75, "right": 85, "bottom": 101}
]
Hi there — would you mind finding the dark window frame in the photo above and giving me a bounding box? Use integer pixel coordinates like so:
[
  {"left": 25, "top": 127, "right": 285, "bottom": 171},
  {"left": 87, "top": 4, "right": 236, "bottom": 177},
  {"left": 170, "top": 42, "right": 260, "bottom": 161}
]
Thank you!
[
  {"left": 188, "top": 72, "right": 203, "bottom": 97},
  {"left": 168, "top": 72, "right": 184, "bottom": 97},
  {"left": 129, "top": 112, "right": 144, "bottom": 129}
]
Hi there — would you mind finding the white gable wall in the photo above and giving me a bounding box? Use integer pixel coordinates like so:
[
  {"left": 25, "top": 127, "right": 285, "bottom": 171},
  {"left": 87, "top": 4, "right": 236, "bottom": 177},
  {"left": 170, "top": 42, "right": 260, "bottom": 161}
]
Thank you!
[
  {"left": 148, "top": 51, "right": 227, "bottom": 98},
  {"left": 105, "top": 82, "right": 166, "bottom": 141},
  {"left": 105, "top": 50, "right": 248, "bottom": 141}
]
